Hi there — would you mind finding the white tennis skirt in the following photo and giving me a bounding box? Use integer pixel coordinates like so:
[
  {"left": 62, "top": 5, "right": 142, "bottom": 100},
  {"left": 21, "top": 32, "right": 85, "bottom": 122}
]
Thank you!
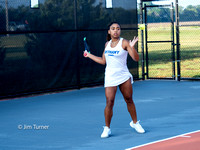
[{"left": 104, "top": 67, "right": 133, "bottom": 87}]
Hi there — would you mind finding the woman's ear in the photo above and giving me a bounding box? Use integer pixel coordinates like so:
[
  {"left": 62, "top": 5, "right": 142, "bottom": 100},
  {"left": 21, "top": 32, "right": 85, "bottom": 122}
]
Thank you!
[{"left": 108, "top": 30, "right": 111, "bottom": 35}]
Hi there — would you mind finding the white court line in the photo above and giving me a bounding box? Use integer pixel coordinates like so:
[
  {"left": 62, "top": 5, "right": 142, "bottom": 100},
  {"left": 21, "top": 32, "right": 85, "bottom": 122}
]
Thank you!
[
  {"left": 125, "top": 130, "right": 200, "bottom": 150},
  {"left": 179, "top": 135, "right": 191, "bottom": 138}
]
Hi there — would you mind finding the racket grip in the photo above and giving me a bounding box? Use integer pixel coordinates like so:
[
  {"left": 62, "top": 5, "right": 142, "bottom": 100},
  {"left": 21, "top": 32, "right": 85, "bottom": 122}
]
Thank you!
[{"left": 84, "top": 50, "right": 88, "bottom": 57}]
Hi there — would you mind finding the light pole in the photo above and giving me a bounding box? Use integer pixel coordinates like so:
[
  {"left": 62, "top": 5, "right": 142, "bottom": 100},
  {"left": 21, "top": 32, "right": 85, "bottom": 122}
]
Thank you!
[{"left": 5, "top": 0, "right": 9, "bottom": 36}]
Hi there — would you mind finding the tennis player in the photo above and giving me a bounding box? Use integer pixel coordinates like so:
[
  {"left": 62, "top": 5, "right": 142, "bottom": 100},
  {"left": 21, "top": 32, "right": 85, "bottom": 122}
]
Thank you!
[{"left": 83, "top": 22, "right": 145, "bottom": 138}]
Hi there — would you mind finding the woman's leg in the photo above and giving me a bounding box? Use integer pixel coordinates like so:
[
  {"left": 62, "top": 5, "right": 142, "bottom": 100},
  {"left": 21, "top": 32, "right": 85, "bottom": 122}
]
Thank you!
[
  {"left": 119, "top": 78, "right": 145, "bottom": 133},
  {"left": 119, "top": 78, "right": 137, "bottom": 123},
  {"left": 104, "top": 86, "right": 117, "bottom": 128}
]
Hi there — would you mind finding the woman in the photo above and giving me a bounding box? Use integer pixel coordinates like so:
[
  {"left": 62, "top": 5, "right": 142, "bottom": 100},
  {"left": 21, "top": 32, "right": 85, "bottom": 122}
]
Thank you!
[{"left": 83, "top": 22, "right": 145, "bottom": 138}]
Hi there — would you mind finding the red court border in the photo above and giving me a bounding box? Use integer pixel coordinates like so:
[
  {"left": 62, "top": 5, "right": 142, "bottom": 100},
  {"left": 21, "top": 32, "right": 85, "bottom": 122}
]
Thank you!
[{"left": 125, "top": 130, "right": 200, "bottom": 150}]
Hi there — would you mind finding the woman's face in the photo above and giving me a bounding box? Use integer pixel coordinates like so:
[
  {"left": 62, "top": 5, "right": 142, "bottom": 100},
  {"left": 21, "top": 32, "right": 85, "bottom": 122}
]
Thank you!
[{"left": 108, "top": 23, "right": 121, "bottom": 39}]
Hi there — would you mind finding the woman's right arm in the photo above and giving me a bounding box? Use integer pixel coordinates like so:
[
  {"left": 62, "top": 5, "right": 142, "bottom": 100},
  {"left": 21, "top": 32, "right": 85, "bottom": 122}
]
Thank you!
[
  {"left": 83, "top": 42, "right": 108, "bottom": 65},
  {"left": 83, "top": 51, "right": 106, "bottom": 65}
]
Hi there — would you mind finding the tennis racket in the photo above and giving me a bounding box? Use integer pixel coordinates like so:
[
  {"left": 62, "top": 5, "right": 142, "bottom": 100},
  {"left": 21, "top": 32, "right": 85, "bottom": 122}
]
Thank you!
[{"left": 83, "top": 37, "right": 90, "bottom": 56}]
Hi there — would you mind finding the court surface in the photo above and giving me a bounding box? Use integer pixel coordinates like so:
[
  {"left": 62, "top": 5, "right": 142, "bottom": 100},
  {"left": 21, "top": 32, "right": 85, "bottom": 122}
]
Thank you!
[{"left": 0, "top": 80, "right": 200, "bottom": 150}]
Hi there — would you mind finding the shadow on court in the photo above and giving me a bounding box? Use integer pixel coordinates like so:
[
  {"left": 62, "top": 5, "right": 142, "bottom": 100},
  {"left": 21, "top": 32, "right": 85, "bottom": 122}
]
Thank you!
[{"left": 0, "top": 80, "right": 200, "bottom": 150}]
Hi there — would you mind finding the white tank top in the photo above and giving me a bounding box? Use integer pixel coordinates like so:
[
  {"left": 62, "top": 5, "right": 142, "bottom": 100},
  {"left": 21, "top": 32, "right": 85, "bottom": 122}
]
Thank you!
[
  {"left": 105, "top": 38, "right": 128, "bottom": 68},
  {"left": 104, "top": 38, "right": 133, "bottom": 87}
]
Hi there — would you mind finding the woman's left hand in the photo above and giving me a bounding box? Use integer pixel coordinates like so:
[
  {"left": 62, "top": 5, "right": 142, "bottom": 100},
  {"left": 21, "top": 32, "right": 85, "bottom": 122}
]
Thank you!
[{"left": 129, "top": 36, "right": 138, "bottom": 48}]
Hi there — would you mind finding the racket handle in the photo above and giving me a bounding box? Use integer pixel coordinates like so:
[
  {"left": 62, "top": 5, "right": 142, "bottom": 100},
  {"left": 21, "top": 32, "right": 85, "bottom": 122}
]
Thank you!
[
  {"left": 84, "top": 50, "right": 88, "bottom": 57},
  {"left": 84, "top": 50, "right": 90, "bottom": 53}
]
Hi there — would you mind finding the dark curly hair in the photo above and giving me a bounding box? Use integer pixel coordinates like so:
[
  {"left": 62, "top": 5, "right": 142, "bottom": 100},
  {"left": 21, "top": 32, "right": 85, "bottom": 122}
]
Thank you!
[{"left": 106, "top": 22, "right": 121, "bottom": 41}]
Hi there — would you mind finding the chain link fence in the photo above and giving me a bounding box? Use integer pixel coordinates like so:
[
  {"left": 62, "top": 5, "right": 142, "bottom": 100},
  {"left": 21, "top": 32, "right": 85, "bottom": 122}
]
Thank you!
[
  {"left": 137, "top": 0, "right": 200, "bottom": 80},
  {"left": 178, "top": 1, "right": 200, "bottom": 79},
  {"left": 0, "top": 0, "right": 138, "bottom": 99}
]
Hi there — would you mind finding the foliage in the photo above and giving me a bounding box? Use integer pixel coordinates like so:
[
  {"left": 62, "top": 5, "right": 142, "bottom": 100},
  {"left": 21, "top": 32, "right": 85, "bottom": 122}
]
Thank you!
[{"left": 138, "top": 4, "right": 200, "bottom": 23}]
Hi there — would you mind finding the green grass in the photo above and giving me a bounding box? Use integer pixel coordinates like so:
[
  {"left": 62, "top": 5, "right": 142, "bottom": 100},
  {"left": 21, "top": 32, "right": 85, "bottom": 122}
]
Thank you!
[{"left": 137, "top": 24, "right": 200, "bottom": 79}]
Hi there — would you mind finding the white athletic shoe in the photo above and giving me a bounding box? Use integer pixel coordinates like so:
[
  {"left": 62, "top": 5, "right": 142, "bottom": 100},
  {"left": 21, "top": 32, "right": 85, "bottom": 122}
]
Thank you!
[
  {"left": 101, "top": 126, "right": 111, "bottom": 138},
  {"left": 130, "top": 120, "right": 145, "bottom": 133}
]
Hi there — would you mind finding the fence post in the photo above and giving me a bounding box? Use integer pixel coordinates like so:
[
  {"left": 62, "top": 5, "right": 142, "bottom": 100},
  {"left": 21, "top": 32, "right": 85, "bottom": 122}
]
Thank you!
[
  {"left": 175, "top": 0, "right": 181, "bottom": 81},
  {"left": 140, "top": 0, "right": 145, "bottom": 80},
  {"left": 171, "top": 2, "right": 176, "bottom": 80},
  {"left": 74, "top": 0, "right": 81, "bottom": 89},
  {"left": 144, "top": 4, "right": 149, "bottom": 79}
]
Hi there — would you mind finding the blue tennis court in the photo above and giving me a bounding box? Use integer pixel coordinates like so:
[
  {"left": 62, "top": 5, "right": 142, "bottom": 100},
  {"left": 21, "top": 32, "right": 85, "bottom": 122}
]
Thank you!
[{"left": 0, "top": 80, "right": 200, "bottom": 150}]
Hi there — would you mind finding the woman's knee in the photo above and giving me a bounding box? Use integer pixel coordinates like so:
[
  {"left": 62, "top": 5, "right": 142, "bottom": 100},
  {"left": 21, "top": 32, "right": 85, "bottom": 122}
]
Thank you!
[
  {"left": 106, "top": 98, "right": 115, "bottom": 109},
  {"left": 124, "top": 96, "right": 133, "bottom": 104}
]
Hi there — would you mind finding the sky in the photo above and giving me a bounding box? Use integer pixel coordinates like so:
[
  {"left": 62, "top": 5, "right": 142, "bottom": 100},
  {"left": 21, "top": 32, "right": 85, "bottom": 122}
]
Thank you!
[{"left": 179, "top": 0, "right": 200, "bottom": 7}]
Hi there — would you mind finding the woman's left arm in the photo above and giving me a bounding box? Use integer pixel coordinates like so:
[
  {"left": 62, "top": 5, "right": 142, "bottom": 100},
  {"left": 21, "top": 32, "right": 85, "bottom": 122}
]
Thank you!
[{"left": 123, "top": 37, "right": 139, "bottom": 62}]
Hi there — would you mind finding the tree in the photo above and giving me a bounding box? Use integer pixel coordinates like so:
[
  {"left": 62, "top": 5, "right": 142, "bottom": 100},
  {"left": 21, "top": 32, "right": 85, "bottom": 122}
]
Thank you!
[
  {"left": 196, "top": 5, "right": 200, "bottom": 20},
  {"left": 181, "top": 5, "right": 198, "bottom": 21}
]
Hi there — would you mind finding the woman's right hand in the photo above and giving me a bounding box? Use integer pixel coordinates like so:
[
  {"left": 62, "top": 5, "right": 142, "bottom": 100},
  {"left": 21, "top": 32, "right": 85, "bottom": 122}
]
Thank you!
[{"left": 83, "top": 50, "right": 89, "bottom": 57}]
